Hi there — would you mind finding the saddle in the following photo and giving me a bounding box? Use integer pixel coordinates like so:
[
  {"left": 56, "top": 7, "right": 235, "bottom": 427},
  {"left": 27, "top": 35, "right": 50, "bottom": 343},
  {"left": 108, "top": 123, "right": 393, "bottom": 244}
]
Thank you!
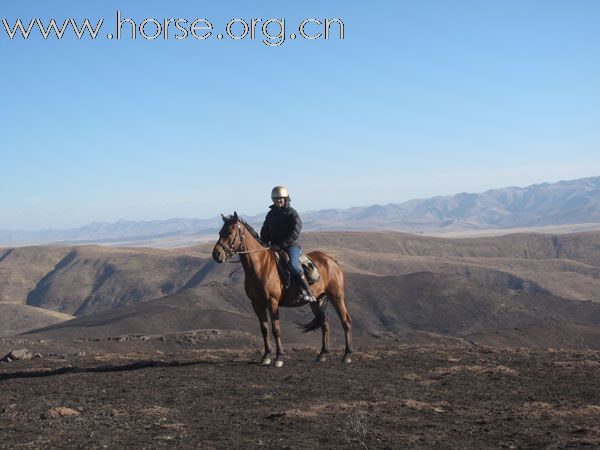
[{"left": 273, "top": 251, "right": 320, "bottom": 290}]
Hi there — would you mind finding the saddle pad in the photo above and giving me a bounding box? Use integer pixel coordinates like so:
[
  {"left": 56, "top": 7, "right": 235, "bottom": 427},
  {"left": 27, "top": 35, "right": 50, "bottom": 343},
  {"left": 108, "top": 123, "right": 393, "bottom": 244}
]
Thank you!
[
  {"left": 274, "top": 252, "right": 320, "bottom": 285},
  {"left": 300, "top": 254, "right": 320, "bottom": 283}
]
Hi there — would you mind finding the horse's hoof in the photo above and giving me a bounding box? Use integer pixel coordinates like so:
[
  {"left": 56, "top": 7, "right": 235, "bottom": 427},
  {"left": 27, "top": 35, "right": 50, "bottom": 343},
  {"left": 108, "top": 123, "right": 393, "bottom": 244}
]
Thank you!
[
  {"left": 342, "top": 354, "right": 352, "bottom": 364},
  {"left": 274, "top": 359, "right": 284, "bottom": 368},
  {"left": 261, "top": 357, "right": 272, "bottom": 366},
  {"left": 316, "top": 354, "right": 327, "bottom": 363}
]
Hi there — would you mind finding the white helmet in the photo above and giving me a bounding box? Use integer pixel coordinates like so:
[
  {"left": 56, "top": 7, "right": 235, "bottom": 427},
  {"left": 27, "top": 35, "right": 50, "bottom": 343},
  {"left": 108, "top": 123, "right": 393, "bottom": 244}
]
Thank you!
[{"left": 271, "top": 186, "right": 289, "bottom": 199}]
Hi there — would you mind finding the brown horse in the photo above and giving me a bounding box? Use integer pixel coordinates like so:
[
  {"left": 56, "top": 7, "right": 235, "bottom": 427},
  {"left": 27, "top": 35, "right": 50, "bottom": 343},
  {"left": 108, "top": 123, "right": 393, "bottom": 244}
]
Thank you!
[{"left": 212, "top": 212, "right": 353, "bottom": 366}]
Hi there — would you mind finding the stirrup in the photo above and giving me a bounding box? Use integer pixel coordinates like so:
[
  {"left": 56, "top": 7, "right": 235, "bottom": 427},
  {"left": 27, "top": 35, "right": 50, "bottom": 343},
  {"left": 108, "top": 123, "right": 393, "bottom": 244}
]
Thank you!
[{"left": 302, "top": 292, "right": 317, "bottom": 303}]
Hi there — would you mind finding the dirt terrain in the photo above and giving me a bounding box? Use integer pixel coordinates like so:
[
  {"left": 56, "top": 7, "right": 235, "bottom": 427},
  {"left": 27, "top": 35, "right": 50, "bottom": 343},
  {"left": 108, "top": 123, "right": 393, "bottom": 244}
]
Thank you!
[{"left": 1, "top": 334, "right": 600, "bottom": 449}]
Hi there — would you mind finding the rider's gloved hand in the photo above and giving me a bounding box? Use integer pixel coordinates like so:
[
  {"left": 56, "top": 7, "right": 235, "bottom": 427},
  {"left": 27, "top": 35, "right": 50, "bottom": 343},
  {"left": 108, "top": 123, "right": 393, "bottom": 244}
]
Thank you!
[{"left": 270, "top": 244, "right": 281, "bottom": 252}]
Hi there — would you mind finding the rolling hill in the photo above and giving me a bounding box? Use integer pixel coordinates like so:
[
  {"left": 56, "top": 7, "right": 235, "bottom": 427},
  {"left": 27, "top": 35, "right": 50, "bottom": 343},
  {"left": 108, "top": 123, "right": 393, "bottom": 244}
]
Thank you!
[{"left": 2, "top": 230, "right": 600, "bottom": 348}]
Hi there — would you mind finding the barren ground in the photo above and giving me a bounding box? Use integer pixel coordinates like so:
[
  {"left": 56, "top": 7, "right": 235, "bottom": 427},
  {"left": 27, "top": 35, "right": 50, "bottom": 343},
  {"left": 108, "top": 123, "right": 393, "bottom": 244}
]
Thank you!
[{"left": 1, "top": 338, "right": 599, "bottom": 449}]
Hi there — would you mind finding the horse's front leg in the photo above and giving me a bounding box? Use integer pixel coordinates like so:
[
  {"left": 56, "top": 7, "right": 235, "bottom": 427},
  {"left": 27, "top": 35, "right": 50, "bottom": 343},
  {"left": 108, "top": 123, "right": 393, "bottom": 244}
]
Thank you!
[
  {"left": 269, "top": 303, "right": 284, "bottom": 368},
  {"left": 252, "top": 303, "right": 272, "bottom": 365}
]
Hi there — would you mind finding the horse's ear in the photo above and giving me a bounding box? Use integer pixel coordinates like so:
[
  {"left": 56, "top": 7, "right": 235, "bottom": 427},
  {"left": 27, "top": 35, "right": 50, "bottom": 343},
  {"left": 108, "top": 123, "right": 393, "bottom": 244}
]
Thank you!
[
  {"left": 233, "top": 211, "right": 239, "bottom": 221},
  {"left": 221, "top": 213, "right": 227, "bottom": 222}
]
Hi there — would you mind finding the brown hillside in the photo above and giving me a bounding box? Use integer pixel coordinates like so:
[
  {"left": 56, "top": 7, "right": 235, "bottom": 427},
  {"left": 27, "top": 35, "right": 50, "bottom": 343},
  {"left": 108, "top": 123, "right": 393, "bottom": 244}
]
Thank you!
[
  {"left": 0, "top": 246, "right": 67, "bottom": 305},
  {"left": 302, "top": 230, "right": 600, "bottom": 265},
  {"left": 302, "top": 231, "right": 600, "bottom": 303},
  {"left": 21, "top": 270, "right": 600, "bottom": 349},
  {"left": 0, "top": 303, "right": 74, "bottom": 337},
  {"left": 23, "top": 290, "right": 257, "bottom": 340},
  {"left": 345, "top": 271, "right": 600, "bottom": 347},
  {"left": 1, "top": 245, "right": 212, "bottom": 315},
  {"left": 3, "top": 231, "right": 600, "bottom": 347}
]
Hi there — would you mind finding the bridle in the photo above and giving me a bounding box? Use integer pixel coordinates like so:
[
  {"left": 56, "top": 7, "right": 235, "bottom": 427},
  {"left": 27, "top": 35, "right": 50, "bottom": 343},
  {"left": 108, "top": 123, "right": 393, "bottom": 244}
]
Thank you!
[
  {"left": 216, "top": 221, "right": 269, "bottom": 262},
  {"left": 215, "top": 222, "right": 244, "bottom": 260}
]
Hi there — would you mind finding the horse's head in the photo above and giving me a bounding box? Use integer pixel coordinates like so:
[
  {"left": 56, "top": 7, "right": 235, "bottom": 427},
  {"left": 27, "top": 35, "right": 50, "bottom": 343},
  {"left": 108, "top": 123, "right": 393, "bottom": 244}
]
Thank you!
[{"left": 212, "top": 211, "right": 243, "bottom": 263}]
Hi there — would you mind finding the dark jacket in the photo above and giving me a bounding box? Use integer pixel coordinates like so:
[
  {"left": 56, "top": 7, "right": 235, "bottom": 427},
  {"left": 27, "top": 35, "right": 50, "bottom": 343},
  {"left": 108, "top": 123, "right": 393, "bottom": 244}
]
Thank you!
[{"left": 260, "top": 203, "right": 302, "bottom": 249}]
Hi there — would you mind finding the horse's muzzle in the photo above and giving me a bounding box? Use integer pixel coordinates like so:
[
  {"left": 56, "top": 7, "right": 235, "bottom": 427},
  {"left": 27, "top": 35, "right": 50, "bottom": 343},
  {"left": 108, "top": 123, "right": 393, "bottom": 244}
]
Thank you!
[{"left": 212, "top": 247, "right": 225, "bottom": 263}]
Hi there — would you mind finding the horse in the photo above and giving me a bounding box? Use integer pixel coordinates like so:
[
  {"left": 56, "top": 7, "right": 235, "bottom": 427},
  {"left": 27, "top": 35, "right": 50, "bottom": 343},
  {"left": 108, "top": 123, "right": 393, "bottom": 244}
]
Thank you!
[{"left": 212, "top": 212, "right": 353, "bottom": 367}]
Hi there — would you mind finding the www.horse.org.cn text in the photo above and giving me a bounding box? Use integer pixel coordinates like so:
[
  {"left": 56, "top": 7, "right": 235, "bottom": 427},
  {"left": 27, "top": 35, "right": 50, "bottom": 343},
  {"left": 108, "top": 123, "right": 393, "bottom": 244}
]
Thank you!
[{"left": 1, "top": 11, "right": 345, "bottom": 47}]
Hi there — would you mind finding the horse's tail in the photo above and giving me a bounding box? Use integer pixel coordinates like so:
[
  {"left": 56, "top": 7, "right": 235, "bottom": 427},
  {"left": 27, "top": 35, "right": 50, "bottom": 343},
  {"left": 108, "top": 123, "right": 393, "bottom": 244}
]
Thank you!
[{"left": 298, "top": 295, "right": 329, "bottom": 333}]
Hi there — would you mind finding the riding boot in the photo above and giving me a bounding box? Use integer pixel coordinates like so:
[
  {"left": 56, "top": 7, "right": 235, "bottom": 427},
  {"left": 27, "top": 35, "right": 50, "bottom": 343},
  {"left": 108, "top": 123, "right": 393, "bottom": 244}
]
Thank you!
[{"left": 298, "top": 273, "right": 317, "bottom": 303}]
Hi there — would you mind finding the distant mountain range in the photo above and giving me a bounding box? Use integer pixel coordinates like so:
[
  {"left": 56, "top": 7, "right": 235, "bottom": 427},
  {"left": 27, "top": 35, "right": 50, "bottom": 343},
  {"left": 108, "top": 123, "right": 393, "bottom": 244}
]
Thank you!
[
  {"left": 302, "top": 176, "right": 600, "bottom": 231},
  {"left": 0, "top": 218, "right": 223, "bottom": 247},
  {"left": 1, "top": 176, "right": 599, "bottom": 246}
]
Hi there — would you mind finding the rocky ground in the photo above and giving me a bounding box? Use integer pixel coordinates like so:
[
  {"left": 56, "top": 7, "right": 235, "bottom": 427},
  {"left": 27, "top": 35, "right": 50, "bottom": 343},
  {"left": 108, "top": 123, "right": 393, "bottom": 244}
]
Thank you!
[{"left": 1, "top": 335, "right": 600, "bottom": 449}]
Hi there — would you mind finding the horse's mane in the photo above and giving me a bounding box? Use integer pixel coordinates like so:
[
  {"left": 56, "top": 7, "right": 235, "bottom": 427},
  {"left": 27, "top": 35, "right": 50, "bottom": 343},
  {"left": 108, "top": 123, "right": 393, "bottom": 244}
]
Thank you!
[
  {"left": 224, "top": 215, "right": 266, "bottom": 247},
  {"left": 241, "top": 219, "right": 266, "bottom": 247}
]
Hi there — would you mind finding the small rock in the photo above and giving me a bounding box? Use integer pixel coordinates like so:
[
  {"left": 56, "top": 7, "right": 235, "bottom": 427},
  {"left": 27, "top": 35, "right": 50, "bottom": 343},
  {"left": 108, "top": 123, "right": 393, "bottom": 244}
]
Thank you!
[
  {"left": 1, "top": 348, "right": 33, "bottom": 362},
  {"left": 43, "top": 407, "right": 81, "bottom": 419}
]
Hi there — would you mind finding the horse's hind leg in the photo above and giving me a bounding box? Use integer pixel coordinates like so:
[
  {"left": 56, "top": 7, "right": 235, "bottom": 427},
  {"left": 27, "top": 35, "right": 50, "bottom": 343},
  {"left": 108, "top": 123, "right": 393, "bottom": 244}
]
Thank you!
[
  {"left": 330, "top": 294, "right": 353, "bottom": 363},
  {"left": 311, "top": 302, "right": 330, "bottom": 362},
  {"left": 252, "top": 303, "right": 272, "bottom": 366}
]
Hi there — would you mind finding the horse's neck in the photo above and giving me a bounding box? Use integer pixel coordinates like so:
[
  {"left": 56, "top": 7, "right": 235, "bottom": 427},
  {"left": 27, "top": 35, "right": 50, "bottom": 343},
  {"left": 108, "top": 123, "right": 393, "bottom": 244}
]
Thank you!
[{"left": 239, "top": 225, "right": 270, "bottom": 279}]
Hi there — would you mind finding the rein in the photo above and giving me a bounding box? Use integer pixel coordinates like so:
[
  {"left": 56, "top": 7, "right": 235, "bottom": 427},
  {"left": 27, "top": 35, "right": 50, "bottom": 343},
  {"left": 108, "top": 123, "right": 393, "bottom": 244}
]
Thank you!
[{"left": 237, "top": 248, "right": 270, "bottom": 255}]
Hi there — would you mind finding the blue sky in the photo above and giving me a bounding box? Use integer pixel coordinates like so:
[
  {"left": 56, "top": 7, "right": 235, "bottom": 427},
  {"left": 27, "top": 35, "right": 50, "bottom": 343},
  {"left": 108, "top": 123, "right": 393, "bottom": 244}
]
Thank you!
[{"left": 1, "top": 0, "right": 599, "bottom": 230}]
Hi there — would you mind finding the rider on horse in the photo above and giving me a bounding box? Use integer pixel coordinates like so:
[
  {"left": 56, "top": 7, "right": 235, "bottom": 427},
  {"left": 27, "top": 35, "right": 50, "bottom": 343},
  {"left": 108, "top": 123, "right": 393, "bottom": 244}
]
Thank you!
[{"left": 260, "top": 186, "right": 317, "bottom": 303}]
